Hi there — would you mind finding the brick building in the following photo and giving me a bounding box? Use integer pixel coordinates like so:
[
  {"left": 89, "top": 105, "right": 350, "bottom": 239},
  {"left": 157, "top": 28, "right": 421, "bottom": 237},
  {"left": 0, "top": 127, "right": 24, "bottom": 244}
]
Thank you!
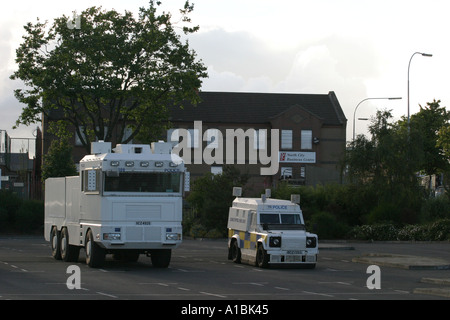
[
  {"left": 42, "top": 91, "right": 347, "bottom": 193},
  {"left": 167, "top": 91, "right": 347, "bottom": 192}
]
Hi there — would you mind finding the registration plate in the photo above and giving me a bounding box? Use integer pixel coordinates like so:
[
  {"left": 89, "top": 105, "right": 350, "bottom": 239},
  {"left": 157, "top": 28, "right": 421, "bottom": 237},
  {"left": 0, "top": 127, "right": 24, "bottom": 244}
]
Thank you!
[
  {"left": 286, "top": 250, "right": 303, "bottom": 254},
  {"left": 286, "top": 255, "right": 302, "bottom": 262}
]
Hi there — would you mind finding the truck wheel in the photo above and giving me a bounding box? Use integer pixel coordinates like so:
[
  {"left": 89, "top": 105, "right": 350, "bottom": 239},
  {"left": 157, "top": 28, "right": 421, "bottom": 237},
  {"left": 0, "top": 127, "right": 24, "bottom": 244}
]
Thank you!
[
  {"left": 60, "top": 228, "right": 80, "bottom": 262},
  {"left": 230, "top": 239, "right": 241, "bottom": 263},
  {"left": 256, "top": 244, "right": 269, "bottom": 268},
  {"left": 85, "top": 229, "right": 105, "bottom": 268},
  {"left": 151, "top": 249, "right": 171, "bottom": 268},
  {"left": 50, "top": 227, "right": 62, "bottom": 260}
]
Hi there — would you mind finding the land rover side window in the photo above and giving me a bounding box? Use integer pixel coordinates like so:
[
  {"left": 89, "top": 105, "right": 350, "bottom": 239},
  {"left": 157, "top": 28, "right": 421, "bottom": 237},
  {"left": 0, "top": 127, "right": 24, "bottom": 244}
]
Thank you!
[
  {"left": 104, "top": 172, "right": 181, "bottom": 193},
  {"left": 82, "top": 169, "right": 100, "bottom": 193},
  {"left": 280, "top": 214, "right": 302, "bottom": 224}
]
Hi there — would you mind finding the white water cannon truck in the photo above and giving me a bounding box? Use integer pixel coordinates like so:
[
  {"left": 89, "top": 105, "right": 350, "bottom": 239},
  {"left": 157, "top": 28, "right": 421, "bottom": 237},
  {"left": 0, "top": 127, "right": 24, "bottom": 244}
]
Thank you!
[
  {"left": 44, "top": 141, "right": 184, "bottom": 268},
  {"left": 227, "top": 187, "right": 318, "bottom": 268}
]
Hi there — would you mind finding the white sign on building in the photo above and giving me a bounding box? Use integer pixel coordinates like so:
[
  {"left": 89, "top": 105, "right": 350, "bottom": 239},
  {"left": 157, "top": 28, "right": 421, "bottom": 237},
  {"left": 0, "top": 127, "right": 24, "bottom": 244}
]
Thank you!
[{"left": 279, "top": 151, "right": 316, "bottom": 163}]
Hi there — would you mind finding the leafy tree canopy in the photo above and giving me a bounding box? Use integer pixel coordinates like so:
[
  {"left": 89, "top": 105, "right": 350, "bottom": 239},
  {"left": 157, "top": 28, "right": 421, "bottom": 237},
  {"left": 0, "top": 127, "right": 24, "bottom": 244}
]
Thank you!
[{"left": 11, "top": 1, "right": 208, "bottom": 151}]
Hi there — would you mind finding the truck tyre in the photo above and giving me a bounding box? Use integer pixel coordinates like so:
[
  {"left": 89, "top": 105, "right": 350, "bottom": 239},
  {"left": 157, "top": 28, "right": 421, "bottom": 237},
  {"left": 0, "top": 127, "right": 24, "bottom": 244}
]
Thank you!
[
  {"left": 51, "top": 227, "right": 62, "bottom": 260},
  {"left": 85, "top": 229, "right": 105, "bottom": 268},
  {"left": 151, "top": 249, "right": 171, "bottom": 268},
  {"left": 60, "top": 228, "right": 80, "bottom": 262},
  {"left": 230, "top": 239, "right": 241, "bottom": 263},
  {"left": 256, "top": 244, "right": 269, "bottom": 268}
]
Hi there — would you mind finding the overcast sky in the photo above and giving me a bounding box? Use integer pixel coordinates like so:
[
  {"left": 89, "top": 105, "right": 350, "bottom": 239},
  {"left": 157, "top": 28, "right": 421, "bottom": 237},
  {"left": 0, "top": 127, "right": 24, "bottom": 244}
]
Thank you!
[{"left": 1, "top": 0, "right": 449, "bottom": 156}]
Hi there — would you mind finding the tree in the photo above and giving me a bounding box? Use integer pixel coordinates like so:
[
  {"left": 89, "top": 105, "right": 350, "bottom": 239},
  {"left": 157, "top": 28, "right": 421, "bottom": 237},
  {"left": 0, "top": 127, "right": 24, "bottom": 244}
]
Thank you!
[
  {"left": 344, "top": 110, "right": 422, "bottom": 223},
  {"left": 41, "top": 138, "right": 78, "bottom": 182},
  {"left": 10, "top": 1, "right": 208, "bottom": 152},
  {"left": 437, "top": 124, "right": 450, "bottom": 160},
  {"left": 409, "top": 100, "right": 450, "bottom": 176},
  {"left": 187, "top": 166, "right": 249, "bottom": 232},
  {"left": 437, "top": 121, "right": 450, "bottom": 196}
]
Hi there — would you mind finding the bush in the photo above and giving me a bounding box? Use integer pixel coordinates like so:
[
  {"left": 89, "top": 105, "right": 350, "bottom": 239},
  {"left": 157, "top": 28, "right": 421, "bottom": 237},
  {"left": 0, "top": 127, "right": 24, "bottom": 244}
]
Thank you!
[
  {"left": 0, "top": 191, "right": 23, "bottom": 232},
  {"left": 189, "top": 223, "right": 208, "bottom": 238},
  {"left": 15, "top": 200, "right": 44, "bottom": 234},
  {"left": 397, "top": 224, "right": 426, "bottom": 241},
  {"left": 0, "top": 190, "right": 44, "bottom": 234},
  {"left": 420, "top": 196, "right": 450, "bottom": 221},
  {"left": 426, "top": 219, "right": 450, "bottom": 240},
  {"left": 186, "top": 165, "right": 248, "bottom": 232},
  {"left": 349, "top": 219, "right": 450, "bottom": 241},
  {"left": 367, "top": 202, "right": 401, "bottom": 225},
  {"left": 349, "top": 223, "right": 398, "bottom": 241},
  {"left": 309, "top": 211, "right": 349, "bottom": 240},
  {"left": 205, "top": 228, "right": 226, "bottom": 238}
]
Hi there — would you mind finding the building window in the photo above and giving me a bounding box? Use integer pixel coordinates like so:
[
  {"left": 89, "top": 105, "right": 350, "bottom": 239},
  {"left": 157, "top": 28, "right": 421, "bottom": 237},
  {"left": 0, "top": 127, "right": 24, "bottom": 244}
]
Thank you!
[
  {"left": 211, "top": 166, "right": 223, "bottom": 175},
  {"left": 301, "top": 130, "right": 312, "bottom": 150},
  {"left": 254, "top": 129, "right": 266, "bottom": 150},
  {"left": 281, "top": 130, "right": 292, "bottom": 149},
  {"left": 280, "top": 167, "right": 292, "bottom": 179}
]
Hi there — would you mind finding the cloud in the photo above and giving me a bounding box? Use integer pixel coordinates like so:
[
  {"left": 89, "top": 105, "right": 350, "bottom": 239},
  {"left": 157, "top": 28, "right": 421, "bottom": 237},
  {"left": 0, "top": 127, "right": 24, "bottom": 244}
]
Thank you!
[{"left": 194, "top": 28, "right": 385, "bottom": 140}]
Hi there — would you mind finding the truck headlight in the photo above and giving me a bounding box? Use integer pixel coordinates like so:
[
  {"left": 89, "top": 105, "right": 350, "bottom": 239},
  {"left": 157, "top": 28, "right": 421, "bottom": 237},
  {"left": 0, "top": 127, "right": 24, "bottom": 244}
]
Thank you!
[
  {"left": 103, "top": 233, "right": 121, "bottom": 241},
  {"left": 269, "top": 236, "right": 282, "bottom": 247},
  {"left": 306, "top": 237, "right": 317, "bottom": 248},
  {"left": 166, "top": 233, "right": 181, "bottom": 241}
]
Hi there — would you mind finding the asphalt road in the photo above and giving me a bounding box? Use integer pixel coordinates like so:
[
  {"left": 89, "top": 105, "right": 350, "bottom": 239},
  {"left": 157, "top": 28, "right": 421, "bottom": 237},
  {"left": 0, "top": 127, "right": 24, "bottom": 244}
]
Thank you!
[{"left": 1, "top": 236, "right": 449, "bottom": 302}]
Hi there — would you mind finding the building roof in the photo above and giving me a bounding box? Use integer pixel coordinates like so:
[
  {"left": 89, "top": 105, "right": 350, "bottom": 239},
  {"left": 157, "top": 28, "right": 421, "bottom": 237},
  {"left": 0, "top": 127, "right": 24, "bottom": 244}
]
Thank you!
[{"left": 169, "top": 91, "right": 347, "bottom": 126}]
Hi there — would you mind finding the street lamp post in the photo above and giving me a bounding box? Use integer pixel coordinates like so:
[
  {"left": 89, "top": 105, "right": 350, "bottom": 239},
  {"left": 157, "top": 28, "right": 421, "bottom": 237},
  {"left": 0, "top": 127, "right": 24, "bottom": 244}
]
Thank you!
[
  {"left": 407, "top": 52, "right": 432, "bottom": 135},
  {"left": 352, "top": 97, "right": 402, "bottom": 141}
]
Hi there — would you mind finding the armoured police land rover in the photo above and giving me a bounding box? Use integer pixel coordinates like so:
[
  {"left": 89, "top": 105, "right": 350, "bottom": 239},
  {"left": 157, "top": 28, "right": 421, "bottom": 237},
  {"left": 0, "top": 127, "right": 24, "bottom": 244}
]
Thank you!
[{"left": 227, "top": 188, "right": 318, "bottom": 268}]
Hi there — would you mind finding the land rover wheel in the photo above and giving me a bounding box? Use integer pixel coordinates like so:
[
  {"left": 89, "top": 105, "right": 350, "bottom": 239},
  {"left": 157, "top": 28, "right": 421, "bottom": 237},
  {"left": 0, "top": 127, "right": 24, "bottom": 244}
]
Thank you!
[
  {"left": 85, "top": 229, "right": 105, "bottom": 268},
  {"left": 50, "top": 227, "right": 61, "bottom": 260},
  {"left": 230, "top": 239, "right": 241, "bottom": 263},
  {"left": 256, "top": 244, "right": 269, "bottom": 268},
  {"left": 151, "top": 249, "right": 171, "bottom": 268},
  {"left": 60, "top": 228, "right": 80, "bottom": 262}
]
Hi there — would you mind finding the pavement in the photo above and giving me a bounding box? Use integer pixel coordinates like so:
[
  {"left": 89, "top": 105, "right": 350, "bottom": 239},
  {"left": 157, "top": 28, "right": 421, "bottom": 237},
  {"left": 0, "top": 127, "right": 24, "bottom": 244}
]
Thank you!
[
  {"left": 351, "top": 252, "right": 450, "bottom": 298},
  {"left": 352, "top": 253, "right": 450, "bottom": 270},
  {"left": 319, "top": 242, "right": 450, "bottom": 299},
  {"left": 319, "top": 243, "right": 355, "bottom": 250}
]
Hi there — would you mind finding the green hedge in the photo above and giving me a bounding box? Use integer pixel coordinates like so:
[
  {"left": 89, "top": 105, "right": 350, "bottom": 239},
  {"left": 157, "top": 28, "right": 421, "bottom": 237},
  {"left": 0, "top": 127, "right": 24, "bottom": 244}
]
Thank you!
[
  {"left": 0, "top": 190, "right": 44, "bottom": 234},
  {"left": 349, "top": 219, "right": 450, "bottom": 241}
]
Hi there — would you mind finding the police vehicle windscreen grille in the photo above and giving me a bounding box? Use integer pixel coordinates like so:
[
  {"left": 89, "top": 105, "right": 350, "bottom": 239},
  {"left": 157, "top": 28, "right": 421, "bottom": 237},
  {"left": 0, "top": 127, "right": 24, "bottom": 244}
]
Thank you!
[{"left": 104, "top": 172, "right": 181, "bottom": 193}]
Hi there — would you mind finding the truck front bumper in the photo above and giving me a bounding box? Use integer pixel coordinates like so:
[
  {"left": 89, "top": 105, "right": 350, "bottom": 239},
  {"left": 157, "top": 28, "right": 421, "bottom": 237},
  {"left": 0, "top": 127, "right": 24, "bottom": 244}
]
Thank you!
[{"left": 267, "top": 250, "right": 318, "bottom": 264}]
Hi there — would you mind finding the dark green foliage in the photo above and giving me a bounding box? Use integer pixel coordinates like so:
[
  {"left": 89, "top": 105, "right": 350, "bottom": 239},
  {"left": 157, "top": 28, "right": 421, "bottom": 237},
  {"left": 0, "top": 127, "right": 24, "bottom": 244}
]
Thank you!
[
  {"left": 309, "top": 211, "right": 349, "bottom": 240},
  {"left": 15, "top": 200, "right": 44, "bottom": 233},
  {"left": 0, "top": 190, "right": 44, "bottom": 234},
  {"left": 11, "top": 1, "right": 208, "bottom": 151},
  {"left": 41, "top": 135, "right": 78, "bottom": 181},
  {"left": 350, "top": 219, "right": 450, "bottom": 241},
  {"left": 420, "top": 196, "right": 450, "bottom": 221},
  {"left": 186, "top": 166, "right": 248, "bottom": 236},
  {"left": 0, "top": 190, "right": 23, "bottom": 232}
]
